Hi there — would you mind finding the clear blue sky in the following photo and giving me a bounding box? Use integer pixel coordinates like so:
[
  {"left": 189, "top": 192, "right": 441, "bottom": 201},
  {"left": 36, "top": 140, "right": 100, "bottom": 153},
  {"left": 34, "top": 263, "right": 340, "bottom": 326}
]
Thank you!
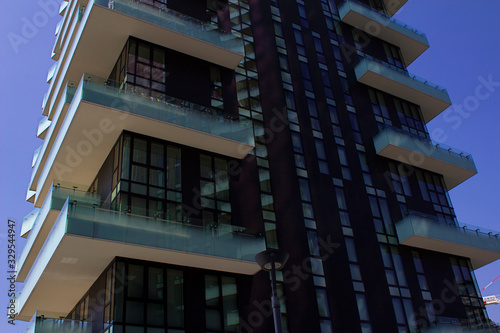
[{"left": 1, "top": 0, "right": 499, "bottom": 331}]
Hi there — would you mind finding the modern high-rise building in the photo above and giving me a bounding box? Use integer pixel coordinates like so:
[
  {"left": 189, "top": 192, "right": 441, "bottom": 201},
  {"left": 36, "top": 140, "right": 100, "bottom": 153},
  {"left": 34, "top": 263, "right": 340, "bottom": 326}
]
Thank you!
[{"left": 15, "top": 0, "right": 500, "bottom": 332}]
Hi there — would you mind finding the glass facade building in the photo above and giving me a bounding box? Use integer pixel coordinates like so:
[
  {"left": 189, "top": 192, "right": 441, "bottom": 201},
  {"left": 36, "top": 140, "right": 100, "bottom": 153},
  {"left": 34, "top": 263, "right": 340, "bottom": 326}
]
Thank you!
[{"left": 16, "top": 0, "right": 500, "bottom": 332}]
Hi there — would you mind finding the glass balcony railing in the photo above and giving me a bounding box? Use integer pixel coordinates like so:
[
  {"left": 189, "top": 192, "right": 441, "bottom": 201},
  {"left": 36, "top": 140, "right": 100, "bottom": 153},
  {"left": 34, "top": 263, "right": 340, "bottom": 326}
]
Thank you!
[
  {"left": 65, "top": 83, "right": 77, "bottom": 103},
  {"left": 94, "top": 0, "right": 243, "bottom": 54},
  {"left": 422, "top": 317, "right": 500, "bottom": 332},
  {"left": 49, "top": 181, "right": 100, "bottom": 208},
  {"left": 395, "top": 212, "right": 500, "bottom": 269},
  {"left": 65, "top": 201, "right": 264, "bottom": 262},
  {"left": 79, "top": 74, "right": 254, "bottom": 145},
  {"left": 17, "top": 196, "right": 264, "bottom": 318},
  {"left": 77, "top": 4, "right": 85, "bottom": 21},
  {"left": 23, "top": 313, "right": 91, "bottom": 333}
]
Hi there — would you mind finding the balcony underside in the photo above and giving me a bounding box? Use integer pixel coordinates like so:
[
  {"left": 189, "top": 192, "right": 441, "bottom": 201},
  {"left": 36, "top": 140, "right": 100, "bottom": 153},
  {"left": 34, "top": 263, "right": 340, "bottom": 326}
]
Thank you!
[
  {"left": 355, "top": 58, "right": 451, "bottom": 123},
  {"left": 17, "top": 201, "right": 264, "bottom": 321},
  {"left": 396, "top": 215, "right": 500, "bottom": 269},
  {"left": 374, "top": 129, "right": 477, "bottom": 189},
  {"left": 34, "top": 77, "right": 253, "bottom": 207},
  {"left": 339, "top": 0, "right": 428, "bottom": 64}
]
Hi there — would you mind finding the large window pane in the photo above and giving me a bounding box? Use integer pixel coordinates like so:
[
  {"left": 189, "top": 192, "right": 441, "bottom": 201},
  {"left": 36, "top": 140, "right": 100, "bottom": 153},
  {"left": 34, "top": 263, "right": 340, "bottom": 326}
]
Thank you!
[
  {"left": 133, "top": 138, "right": 148, "bottom": 164},
  {"left": 153, "top": 47, "right": 165, "bottom": 68},
  {"left": 259, "top": 169, "right": 272, "bottom": 193},
  {"left": 126, "top": 301, "right": 145, "bottom": 324},
  {"left": 148, "top": 267, "right": 164, "bottom": 300},
  {"left": 167, "top": 269, "right": 184, "bottom": 328},
  {"left": 345, "top": 238, "right": 358, "bottom": 262},
  {"left": 132, "top": 165, "right": 148, "bottom": 184},
  {"left": 392, "top": 298, "right": 406, "bottom": 325},
  {"left": 316, "top": 289, "right": 330, "bottom": 317},
  {"left": 151, "top": 142, "right": 164, "bottom": 167},
  {"left": 200, "top": 154, "right": 213, "bottom": 179},
  {"left": 128, "top": 264, "right": 144, "bottom": 298},
  {"left": 206, "top": 309, "right": 222, "bottom": 331},
  {"left": 307, "top": 231, "right": 320, "bottom": 256},
  {"left": 149, "top": 169, "right": 165, "bottom": 187},
  {"left": 222, "top": 277, "right": 239, "bottom": 331},
  {"left": 356, "top": 294, "right": 370, "bottom": 321},
  {"left": 147, "top": 303, "right": 164, "bottom": 326},
  {"left": 299, "top": 178, "right": 311, "bottom": 202},
  {"left": 166, "top": 147, "right": 181, "bottom": 190},
  {"left": 121, "top": 135, "right": 131, "bottom": 180},
  {"left": 138, "top": 43, "right": 151, "bottom": 64}
]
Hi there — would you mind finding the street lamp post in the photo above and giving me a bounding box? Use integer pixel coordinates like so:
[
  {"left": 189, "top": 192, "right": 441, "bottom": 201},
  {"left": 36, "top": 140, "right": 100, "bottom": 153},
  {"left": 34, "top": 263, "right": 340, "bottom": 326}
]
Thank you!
[{"left": 255, "top": 249, "right": 289, "bottom": 333}]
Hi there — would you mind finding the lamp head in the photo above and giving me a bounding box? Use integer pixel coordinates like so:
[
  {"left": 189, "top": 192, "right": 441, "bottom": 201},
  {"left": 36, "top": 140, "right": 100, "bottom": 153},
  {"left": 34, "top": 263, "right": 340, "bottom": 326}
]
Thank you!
[{"left": 255, "top": 249, "right": 289, "bottom": 271}]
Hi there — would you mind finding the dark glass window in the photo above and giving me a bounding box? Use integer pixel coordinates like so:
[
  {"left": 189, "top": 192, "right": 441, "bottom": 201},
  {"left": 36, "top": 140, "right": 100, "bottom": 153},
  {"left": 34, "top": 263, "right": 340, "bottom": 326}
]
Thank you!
[
  {"left": 205, "top": 275, "right": 240, "bottom": 332},
  {"left": 200, "top": 154, "right": 232, "bottom": 226},
  {"left": 394, "top": 98, "right": 428, "bottom": 139},
  {"left": 450, "top": 257, "right": 487, "bottom": 327}
]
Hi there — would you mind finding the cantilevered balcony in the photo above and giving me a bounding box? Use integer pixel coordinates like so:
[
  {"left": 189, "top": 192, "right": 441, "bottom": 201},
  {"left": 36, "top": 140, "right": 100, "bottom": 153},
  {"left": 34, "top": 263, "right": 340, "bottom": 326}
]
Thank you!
[
  {"left": 355, "top": 56, "right": 451, "bottom": 123},
  {"left": 26, "top": 190, "right": 36, "bottom": 204},
  {"left": 373, "top": 126, "right": 477, "bottom": 189},
  {"left": 395, "top": 212, "right": 500, "bottom": 269},
  {"left": 21, "top": 209, "right": 40, "bottom": 238},
  {"left": 92, "top": 0, "right": 243, "bottom": 67},
  {"left": 29, "top": 84, "right": 76, "bottom": 202},
  {"left": 339, "top": 0, "right": 428, "bottom": 64},
  {"left": 16, "top": 182, "right": 100, "bottom": 283},
  {"left": 59, "top": 1, "right": 68, "bottom": 16},
  {"left": 33, "top": 74, "right": 253, "bottom": 207},
  {"left": 44, "top": 0, "right": 244, "bottom": 117},
  {"left": 37, "top": 117, "right": 51, "bottom": 139},
  {"left": 16, "top": 199, "right": 265, "bottom": 320},
  {"left": 24, "top": 313, "right": 91, "bottom": 333},
  {"left": 46, "top": 62, "right": 57, "bottom": 83}
]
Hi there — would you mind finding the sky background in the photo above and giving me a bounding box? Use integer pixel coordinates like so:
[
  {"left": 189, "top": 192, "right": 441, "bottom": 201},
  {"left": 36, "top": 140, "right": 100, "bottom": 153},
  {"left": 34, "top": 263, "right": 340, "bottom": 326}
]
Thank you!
[{"left": 0, "top": 0, "right": 499, "bottom": 331}]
